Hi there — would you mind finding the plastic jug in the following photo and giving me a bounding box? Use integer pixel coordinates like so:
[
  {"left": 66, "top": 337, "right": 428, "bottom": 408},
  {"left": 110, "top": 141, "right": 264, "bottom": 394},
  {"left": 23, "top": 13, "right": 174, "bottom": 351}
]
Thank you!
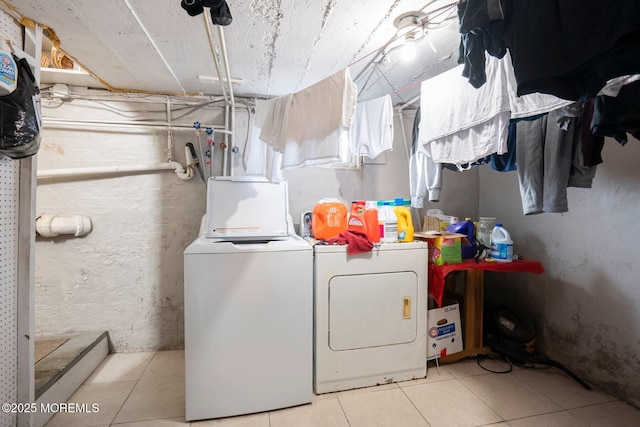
[
  {"left": 490, "top": 223, "right": 513, "bottom": 263},
  {"left": 477, "top": 217, "right": 496, "bottom": 248},
  {"left": 393, "top": 198, "right": 414, "bottom": 242},
  {"left": 347, "top": 200, "right": 366, "bottom": 233},
  {"left": 0, "top": 39, "right": 17, "bottom": 96},
  {"left": 446, "top": 218, "right": 477, "bottom": 259},
  {"left": 379, "top": 202, "right": 398, "bottom": 243},
  {"left": 364, "top": 207, "right": 380, "bottom": 243},
  {"left": 312, "top": 199, "right": 347, "bottom": 240}
]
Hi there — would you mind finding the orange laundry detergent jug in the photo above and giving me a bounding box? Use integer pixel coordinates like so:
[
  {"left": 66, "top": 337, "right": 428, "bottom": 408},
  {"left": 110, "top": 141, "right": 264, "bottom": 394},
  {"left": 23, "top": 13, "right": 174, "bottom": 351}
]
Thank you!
[
  {"left": 347, "top": 200, "right": 367, "bottom": 233},
  {"left": 312, "top": 199, "right": 347, "bottom": 240}
]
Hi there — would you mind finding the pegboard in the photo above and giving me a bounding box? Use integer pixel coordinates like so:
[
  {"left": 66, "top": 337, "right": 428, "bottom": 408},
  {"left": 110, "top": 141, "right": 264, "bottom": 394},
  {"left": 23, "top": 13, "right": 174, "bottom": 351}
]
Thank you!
[
  {"left": 0, "top": 157, "right": 19, "bottom": 427},
  {"left": 0, "top": 7, "right": 24, "bottom": 427}
]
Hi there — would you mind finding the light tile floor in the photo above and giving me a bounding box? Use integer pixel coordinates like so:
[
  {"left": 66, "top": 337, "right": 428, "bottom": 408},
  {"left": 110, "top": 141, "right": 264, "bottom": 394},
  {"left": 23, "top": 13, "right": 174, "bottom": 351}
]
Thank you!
[{"left": 45, "top": 350, "right": 640, "bottom": 427}]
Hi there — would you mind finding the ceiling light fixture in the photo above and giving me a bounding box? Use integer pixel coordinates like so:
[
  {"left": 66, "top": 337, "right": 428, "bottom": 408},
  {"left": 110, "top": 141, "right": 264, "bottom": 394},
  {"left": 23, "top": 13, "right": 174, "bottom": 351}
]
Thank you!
[{"left": 386, "top": 12, "right": 427, "bottom": 62}]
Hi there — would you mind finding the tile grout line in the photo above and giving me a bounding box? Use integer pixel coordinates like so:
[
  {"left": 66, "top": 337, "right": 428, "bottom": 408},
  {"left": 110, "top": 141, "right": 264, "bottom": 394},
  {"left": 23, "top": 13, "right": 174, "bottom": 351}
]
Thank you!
[
  {"left": 334, "top": 391, "right": 353, "bottom": 426},
  {"left": 397, "top": 382, "right": 433, "bottom": 427},
  {"left": 108, "top": 350, "right": 157, "bottom": 426}
]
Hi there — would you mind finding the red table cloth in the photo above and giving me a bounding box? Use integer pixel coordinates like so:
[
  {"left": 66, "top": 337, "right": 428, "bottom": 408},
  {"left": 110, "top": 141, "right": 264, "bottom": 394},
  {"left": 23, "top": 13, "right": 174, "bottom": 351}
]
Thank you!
[{"left": 429, "top": 258, "right": 545, "bottom": 307}]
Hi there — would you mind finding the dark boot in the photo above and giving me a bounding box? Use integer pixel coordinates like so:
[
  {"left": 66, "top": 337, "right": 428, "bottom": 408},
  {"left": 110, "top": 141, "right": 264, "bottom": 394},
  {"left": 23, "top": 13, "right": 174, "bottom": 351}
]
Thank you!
[
  {"left": 210, "top": 0, "right": 233, "bottom": 26},
  {"left": 181, "top": 0, "right": 204, "bottom": 17}
]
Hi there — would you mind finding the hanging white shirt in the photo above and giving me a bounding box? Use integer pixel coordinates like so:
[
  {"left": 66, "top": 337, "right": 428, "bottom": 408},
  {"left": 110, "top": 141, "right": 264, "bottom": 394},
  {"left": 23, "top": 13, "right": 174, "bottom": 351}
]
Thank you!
[
  {"left": 350, "top": 94, "right": 394, "bottom": 159},
  {"left": 244, "top": 98, "right": 284, "bottom": 182}
]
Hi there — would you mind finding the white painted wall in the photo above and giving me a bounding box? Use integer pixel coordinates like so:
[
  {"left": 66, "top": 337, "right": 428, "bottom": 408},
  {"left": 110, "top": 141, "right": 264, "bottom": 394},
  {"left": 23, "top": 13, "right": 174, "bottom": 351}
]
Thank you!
[
  {"left": 479, "top": 136, "right": 640, "bottom": 407},
  {"left": 35, "top": 98, "right": 477, "bottom": 352}
]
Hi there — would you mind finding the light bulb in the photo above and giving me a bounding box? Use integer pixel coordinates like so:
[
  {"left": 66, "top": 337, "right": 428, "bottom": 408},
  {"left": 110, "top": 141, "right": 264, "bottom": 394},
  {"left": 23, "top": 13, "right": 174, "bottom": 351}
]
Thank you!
[{"left": 402, "top": 34, "right": 417, "bottom": 62}]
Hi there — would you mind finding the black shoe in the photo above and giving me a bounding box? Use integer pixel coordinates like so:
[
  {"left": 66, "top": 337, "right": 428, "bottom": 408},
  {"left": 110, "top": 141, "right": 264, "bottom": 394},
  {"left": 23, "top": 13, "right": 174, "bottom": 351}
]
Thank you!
[
  {"left": 181, "top": 0, "right": 204, "bottom": 16},
  {"left": 209, "top": 0, "right": 232, "bottom": 26}
]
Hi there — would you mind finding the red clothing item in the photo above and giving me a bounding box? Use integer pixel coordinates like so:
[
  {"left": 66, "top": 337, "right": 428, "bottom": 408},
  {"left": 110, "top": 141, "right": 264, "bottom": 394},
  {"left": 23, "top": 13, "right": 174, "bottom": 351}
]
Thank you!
[{"left": 326, "top": 230, "right": 374, "bottom": 255}]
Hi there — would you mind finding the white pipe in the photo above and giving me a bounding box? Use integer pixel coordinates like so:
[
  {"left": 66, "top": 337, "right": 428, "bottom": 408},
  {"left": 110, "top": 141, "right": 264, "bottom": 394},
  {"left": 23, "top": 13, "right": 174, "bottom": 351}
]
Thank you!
[
  {"left": 37, "top": 161, "right": 194, "bottom": 180},
  {"left": 35, "top": 214, "right": 93, "bottom": 238},
  {"left": 42, "top": 117, "right": 233, "bottom": 134},
  {"left": 217, "top": 26, "right": 236, "bottom": 176},
  {"left": 204, "top": 12, "right": 228, "bottom": 102},
  {"left": 217, "top": 26, "right": 236, "bottom": 108}
]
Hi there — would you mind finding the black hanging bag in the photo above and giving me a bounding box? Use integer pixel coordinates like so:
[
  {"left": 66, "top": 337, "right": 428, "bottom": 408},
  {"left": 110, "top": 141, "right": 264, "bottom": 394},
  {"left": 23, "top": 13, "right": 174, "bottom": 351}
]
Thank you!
[{"left": 0, "top": 55, "right": 41, "bottom": 159}]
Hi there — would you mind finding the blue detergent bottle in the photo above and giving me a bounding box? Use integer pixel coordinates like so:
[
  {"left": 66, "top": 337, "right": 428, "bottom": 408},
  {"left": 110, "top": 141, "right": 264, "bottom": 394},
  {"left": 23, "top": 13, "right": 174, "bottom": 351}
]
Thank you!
[{"left": 445, "top": 217, "right": 477, "bottom": 259}]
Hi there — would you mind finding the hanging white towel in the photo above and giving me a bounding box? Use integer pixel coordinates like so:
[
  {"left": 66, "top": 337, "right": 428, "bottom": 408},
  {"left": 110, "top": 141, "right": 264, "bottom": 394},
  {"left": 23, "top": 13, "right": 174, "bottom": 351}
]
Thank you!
[
  {"left": 244, "top": 98, "right": 284, "bottom": 182},
  {"left": 419, "top": 55, "right": 511, "bottom": 165},
  {"left": 260, "top": 68, "right": 357, "bottom": 169},
  {"left": 350, "top": 94, "right": 394, "bottom": 159}
]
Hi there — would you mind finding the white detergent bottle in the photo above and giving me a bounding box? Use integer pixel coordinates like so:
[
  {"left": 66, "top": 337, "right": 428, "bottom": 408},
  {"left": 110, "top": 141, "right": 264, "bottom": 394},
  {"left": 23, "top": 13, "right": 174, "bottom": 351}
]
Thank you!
[
  {"left": 0, "top": 38, "right": 17, "bottom": 96},
  {"left": 379, "top": 201, "right": 398, "bottom": 243},
  {"left": 491, "top": 223, "right": 513, "bottom": 263}
]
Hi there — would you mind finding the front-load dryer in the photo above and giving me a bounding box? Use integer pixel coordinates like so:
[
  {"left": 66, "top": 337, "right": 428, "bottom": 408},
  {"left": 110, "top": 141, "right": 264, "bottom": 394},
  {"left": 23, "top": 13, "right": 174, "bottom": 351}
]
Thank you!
[{"left": 313, "top": 241, "right": 428, "bottom": 394}]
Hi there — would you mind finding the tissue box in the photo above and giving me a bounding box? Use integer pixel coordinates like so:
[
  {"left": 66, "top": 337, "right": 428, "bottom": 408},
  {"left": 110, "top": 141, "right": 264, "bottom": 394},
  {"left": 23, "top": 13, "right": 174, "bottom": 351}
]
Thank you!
[
  {"left": 415, "top": 231, "right": 467, "bottom": 265},
  {"left": 427, "top": 303, "right": 463, "bottom": 360}
]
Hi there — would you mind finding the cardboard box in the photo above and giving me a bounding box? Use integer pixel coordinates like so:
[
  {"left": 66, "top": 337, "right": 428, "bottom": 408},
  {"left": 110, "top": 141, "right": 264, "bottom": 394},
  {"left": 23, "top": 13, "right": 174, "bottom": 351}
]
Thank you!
[
  {"left": 422, "top": 215, "right": 450, "bottom": 233},
  {"left": 415, "top": 231, "right": 468, "bottom": 265},
  {"left": 427, "top": 303, "right": 463, "bottom": 360}
]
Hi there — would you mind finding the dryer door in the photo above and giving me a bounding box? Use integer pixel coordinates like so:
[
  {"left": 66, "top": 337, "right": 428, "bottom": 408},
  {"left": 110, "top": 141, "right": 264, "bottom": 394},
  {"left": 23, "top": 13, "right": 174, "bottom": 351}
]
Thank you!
[{"left": 328, "top": 271, "right": 418, "bottom": 351}]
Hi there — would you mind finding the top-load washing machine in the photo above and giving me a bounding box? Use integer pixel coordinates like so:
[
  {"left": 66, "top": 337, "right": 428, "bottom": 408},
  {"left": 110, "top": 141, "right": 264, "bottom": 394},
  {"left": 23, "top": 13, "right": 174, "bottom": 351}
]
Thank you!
[
  {"left": 313, "top": 241, "right": 428, "bottom": 393},
  {"left": 184, "top": 177, "right": 313, "bottom": 421}
]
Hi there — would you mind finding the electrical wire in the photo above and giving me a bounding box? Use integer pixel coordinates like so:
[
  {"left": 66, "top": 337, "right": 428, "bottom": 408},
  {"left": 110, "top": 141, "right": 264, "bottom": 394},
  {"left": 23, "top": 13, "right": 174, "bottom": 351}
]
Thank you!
[{"left": 475, "top": 354, "right": 513, "bottom": 374}]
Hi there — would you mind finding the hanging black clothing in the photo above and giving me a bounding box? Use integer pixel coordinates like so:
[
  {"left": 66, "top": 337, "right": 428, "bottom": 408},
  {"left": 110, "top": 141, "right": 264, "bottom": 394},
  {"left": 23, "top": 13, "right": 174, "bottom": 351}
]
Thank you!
[
  {"left": 591, "top": 81, "right": 640, "bottom": 146},
  {"left": 504, "top": 0, "right": 640, "bottom": 101}
]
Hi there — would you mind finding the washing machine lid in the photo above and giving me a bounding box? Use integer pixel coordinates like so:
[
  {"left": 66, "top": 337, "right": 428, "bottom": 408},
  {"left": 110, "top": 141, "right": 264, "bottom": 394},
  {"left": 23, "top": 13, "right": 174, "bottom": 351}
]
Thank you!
[
  {"left": 185, "top": 234, "right": 311, "bottom": 254},
  {"left": 205, "top": 176, "right": 291, "bottom": 240}
]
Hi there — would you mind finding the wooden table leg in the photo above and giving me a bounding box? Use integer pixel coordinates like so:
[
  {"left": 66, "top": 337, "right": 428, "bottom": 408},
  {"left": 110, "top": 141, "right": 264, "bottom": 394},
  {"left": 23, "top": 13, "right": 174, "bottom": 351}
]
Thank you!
[{"left": 440, "top": 268, "right": 491, "bottom": 363}]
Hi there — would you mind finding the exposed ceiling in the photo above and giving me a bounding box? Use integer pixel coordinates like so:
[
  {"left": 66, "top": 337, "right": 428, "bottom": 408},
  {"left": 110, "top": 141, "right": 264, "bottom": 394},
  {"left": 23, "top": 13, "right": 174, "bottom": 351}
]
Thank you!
[{"left": 4, "top": 0, "right": 461, "bottom": 106}]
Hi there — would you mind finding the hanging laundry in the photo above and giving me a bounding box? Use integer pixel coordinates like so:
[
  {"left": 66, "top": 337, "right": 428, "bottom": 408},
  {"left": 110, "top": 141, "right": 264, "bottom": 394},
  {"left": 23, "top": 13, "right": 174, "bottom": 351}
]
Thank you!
[
  {"left": 410, "top": 107, "right": 443, "bottom": 207},
  {"left": 419, "top": 54, "right": 510, "bottom": 166},
  {"left": 515, "top": 107, "right": 596, "bottom": 215},
  {"left": 349, "top": 94, "right": 393, "bottom": 159},
  {"left": 591, "top": 80, "right": 640, "bottom": 146},
  {"left": 579, "top": 99, "right": 605, "bottom": 167},
  {"left": 501, "top": 52, "right": 573, "bottom": 119},
  {"left": 504, "top": 0, "right": 640, "bottom": 100},
  {"left": 260, "top": 68, "right": 357, "bottom": 169},
  {"left": 244, "top": 98, "right": 283, "bottom": 182},
  {"left": 597, "top": 75, "right": 640, "bottom": 97},
  {"left": 457, "top": 0, "right": 508, "bottom": 88}
]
